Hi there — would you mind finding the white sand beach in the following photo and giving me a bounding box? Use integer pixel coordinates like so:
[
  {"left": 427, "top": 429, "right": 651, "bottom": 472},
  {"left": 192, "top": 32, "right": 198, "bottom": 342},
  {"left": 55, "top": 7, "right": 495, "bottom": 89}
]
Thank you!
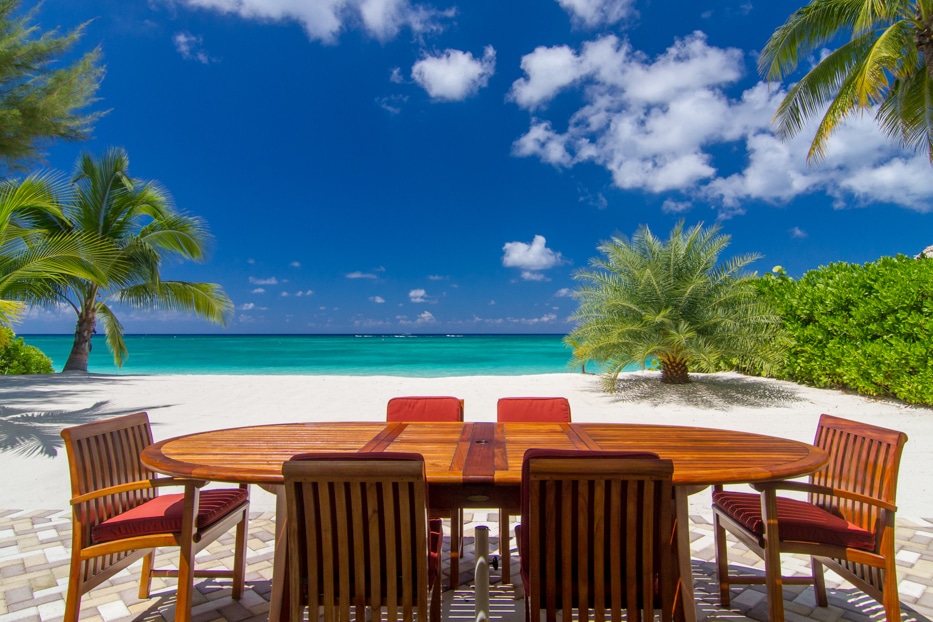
[{"left": 1, "top": 371, "right": 931, "bottom": 517}]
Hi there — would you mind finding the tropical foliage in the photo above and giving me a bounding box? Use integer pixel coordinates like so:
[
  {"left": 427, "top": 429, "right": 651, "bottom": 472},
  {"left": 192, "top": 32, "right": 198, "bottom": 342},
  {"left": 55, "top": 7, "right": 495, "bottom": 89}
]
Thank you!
[
  {"left": 0, "top": 326, "right": 52, "bottom": 374},
  {"left": 0, "top": 173, "right": 113, "bottom": 328},
  {"left": 0, "top": 0, "right": 104, "bottom": 170},
  {"left": 762, "top": 0, "right": 933, "bottom": 162},
  {"left": 32, "top": 148, "right": 233, "bottom": 372},
  {"left": 757, "top": 256, "right": 933, "bottom": 405},
  {"left": 567, "top": 222, "right": 783, "bottom": 386}
]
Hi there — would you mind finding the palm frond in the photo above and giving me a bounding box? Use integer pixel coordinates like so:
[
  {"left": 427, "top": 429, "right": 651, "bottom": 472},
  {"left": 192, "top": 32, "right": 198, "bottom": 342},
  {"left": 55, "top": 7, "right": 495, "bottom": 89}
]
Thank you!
[
  {"left": 116, "top": 281, "right": 233, "bottom": 325},
  {"left": 760, "top": 0, "right": 876, "bottom": 80}
]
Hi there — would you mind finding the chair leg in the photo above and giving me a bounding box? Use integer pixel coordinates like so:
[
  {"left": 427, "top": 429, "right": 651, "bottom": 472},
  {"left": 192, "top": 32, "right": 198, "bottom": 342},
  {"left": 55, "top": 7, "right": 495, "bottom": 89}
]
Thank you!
[
  {"left": 810, "top": 557, "right": 827, "bottom": 607},
  {"left": 138, "top": 550, "right": 156, "bottom": 599},
  {"left": 500, "top": 509, "right": 511, "bottom": 584},
  {"left": 883, "top": 557, "right": 902, "bottom": 621},
  {"left": 712, "top": 512, "right": 731, "bottom": 607},
  {"left": 450, "top": 509, "right": 462, "bottom": 589},
  {"left": 232, "top": 503, "right": 249, "bottom": 600},
  {"left": 761, "top": 490, "right": 785, "bottom": 622},
  {"left": 431, "top": 561, "right": 442, "bottom": 622},
  {"left": 64, "top": 557, "right": 83, "bottom": 622}
]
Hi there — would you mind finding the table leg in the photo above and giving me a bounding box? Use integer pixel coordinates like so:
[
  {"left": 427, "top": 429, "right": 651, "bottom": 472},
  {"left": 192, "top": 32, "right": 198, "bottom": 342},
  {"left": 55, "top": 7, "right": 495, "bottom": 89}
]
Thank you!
[{"left": 675, "top": 486, "right": 698, "bottom": 622}]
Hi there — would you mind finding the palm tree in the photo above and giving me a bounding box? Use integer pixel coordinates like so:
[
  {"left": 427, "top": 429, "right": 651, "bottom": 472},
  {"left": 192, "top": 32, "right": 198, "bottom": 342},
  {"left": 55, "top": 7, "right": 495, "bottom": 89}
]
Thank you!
[
  {"left": 763, "top": 0, "right": 933, "bottom": 162},
  {"left": 51, "top": 148, "right": 232, "bottom": 372},
  {"left": 566, "top": 222, "right": 782, "bottom": 386},
  {"left": 0, "top": 173, "right": 113, "bottom": 329}
]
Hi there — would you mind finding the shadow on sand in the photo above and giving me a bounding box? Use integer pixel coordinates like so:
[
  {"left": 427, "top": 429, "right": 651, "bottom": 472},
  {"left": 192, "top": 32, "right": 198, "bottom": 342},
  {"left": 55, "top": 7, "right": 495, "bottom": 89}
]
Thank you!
[
  {"left": 602, "top": 373, "right": 807, "bottom": 410},
  {"left": 0, "top": 373, "right": 177, "bottom": 458}
]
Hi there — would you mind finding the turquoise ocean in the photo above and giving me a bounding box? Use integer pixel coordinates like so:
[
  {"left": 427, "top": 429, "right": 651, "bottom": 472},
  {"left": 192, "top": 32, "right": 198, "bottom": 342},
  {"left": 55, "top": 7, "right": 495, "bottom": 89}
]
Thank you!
[{"left": 20, "top": 334, "right": 631, "bottom": 377}]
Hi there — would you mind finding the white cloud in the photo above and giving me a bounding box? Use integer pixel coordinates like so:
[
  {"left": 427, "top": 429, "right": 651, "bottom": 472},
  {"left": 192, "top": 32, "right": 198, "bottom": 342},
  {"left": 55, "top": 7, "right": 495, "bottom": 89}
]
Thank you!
[
  {"left": 177, "top": 0, "right": 453, "bottom": 43},
  {"left": 662, "top": 199, "right": 693, "bottom": 214},
  {"left": 556, "top": 0, "right": 636, "bottom": 27},
  {"left": 412, "top": 46, "right": 496, "bottom": 101},
  {"left": 281, "top": 291, "right": 289, "bottom": 297},
  {"left": 173, "top": 31, "right": 213, "bottom": 63},
  {"left": 238, "top": 303, "right": 255, "bottom": 310},
  {"left": 290, "top": 261, "right": 301, "bottom": 268},
  {"left": 790, "top": 227, "right": 807, "bottom": 239},
  {"left": 249, "top": 276, "right": 278, "bottom": 285},
  {"left": 427, "top": 274, "right": 446, "bottom": 280},
  {"left": 346, "top": 271, "right": 378, "bottom": 279},
  {"left": 510, "top": 32, "right": 933, "bottom": 214},
  {"left": 294, "top": 290, "right": 314, "bottom": 296},
  {"left": 409, "top": 288, "right": 427, "bottom": 302},
  {"left": 247, "top": 258, "right": 255, "bottom": 264},
  {"left": 251, "top": 287, "right": 266, "bottom": 294},
  {"left": 370, "top": 295, "right": 386, "bottom": 303},
  {"left": 502, "top": 236, "right": 565, "bottom": 277},
  {"left": 416, "top": 311, "right": 435, "bottom": 323},
  {"left": 554, "top": 287, "right": 574, "bottom": 297}
]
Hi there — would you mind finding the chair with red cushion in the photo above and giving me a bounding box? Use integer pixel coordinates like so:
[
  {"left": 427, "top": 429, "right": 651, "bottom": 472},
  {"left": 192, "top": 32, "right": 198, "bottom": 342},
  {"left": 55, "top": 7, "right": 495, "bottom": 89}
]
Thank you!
[
  {"left": 517, "top": 448, "right": 677, "bottom": 622},
  {"left": 283, "top": 452, "right": 442, "bottom": 622},
  {"left": 386, "top": 395, "right": 465, "bottom": 588},
  {"left": 712, "top": 414, "right": 908, "bottom": 622},
  {"left": 495, "top": 397, "right": 571, "bottom": 584},
  {"left": 61, "top": 412, "right": 250, "bottom": 622}
]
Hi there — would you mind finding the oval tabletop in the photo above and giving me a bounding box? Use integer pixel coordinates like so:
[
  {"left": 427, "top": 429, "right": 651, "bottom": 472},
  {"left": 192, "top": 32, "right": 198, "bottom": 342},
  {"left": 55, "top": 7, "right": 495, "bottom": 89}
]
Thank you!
[{"left": 141, "top": 421, "right": 827, "bottom": 487}]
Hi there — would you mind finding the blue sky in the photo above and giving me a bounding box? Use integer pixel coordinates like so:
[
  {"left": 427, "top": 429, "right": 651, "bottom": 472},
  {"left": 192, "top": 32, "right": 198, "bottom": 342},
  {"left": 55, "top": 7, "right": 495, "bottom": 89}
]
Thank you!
[{"left": 17, "top": 0, "right": 933, "bottom": 335}]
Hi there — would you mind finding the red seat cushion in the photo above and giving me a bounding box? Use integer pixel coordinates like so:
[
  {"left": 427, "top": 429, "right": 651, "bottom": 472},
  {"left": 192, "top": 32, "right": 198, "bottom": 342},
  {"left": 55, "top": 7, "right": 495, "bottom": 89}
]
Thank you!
[
  {"left": 712, "top": 490, "right": 876, "bottom": 551},
  {"left": 386, "top": 397, "right": 463, "bottom": 422},
  {"left": 496, "top": 397, "right": 571, "bottom": 423},
  {"left": 92, "top": 488, "right": 248, "bottom": 544}
]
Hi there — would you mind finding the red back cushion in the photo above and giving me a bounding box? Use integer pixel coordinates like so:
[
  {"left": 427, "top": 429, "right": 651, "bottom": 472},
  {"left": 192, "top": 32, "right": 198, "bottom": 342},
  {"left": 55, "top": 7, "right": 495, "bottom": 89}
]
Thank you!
[
  {"left": 386, "top": 396, "right": 463, "bottom": 422},
  {"left": 497, "top": 397, "right": 571, "bottom": 423}
]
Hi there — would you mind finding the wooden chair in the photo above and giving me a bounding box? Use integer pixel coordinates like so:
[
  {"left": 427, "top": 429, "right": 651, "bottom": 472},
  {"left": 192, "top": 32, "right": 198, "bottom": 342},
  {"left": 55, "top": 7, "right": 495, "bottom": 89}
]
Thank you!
[
  {"left": 517, "top": 448, "right": 677, "bottom": 622},
  {"left": 60, "top": 412, "right": 250, "bottom": 622},
  {"left": 386, "top": 395, "right": 465, "bottom": 588},
  {"left": 496, "top": 396, "right": 571, "bottom": 584},
  {"left": 712, "top": 414, "right": 908, "bottom": 621},
  {"left": 282, "top": 452, "right": 443, "bottom": 622}
]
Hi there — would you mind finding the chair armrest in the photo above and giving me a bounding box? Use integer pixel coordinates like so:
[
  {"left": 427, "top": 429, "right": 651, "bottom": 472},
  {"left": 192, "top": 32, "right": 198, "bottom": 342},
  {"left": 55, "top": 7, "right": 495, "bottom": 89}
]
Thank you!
[
  {"left": 750, "top": 480, "right": 897, "bottom": 512},
  {"left": 70, "top": 477, "right": 208, "bottom": 506}
]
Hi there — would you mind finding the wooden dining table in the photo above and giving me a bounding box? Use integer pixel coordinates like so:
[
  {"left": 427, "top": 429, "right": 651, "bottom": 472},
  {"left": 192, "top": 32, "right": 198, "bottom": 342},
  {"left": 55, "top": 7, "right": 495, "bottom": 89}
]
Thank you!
[{"left": 141, "top": 421, "right": 828, "bottom": 622}]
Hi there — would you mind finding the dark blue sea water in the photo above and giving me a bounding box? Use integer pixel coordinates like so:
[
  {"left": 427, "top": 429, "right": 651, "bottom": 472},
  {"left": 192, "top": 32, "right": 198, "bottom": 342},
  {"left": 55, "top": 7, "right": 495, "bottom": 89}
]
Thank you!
[{"left": 19, "top": 334, "right": 621, "bottom": 376}]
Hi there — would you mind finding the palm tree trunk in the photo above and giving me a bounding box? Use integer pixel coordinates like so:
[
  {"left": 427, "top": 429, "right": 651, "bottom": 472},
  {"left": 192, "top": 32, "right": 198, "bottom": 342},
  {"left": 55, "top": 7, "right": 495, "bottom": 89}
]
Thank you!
[
  {"left": 62, "top": 290, "right": 98, "bottom": 373},
  {"left": 660, "top": 357, "right": 690, "bottom": 384},
  {"left": 917, "top": 14, "right": 933, "bottom": 81}
]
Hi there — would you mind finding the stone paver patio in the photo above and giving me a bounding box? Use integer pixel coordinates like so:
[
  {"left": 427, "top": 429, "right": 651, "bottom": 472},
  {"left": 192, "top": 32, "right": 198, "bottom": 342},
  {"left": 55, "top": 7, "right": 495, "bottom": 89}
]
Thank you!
[{"left": 2, "top": 509, "right": 932, "bottom": 622}]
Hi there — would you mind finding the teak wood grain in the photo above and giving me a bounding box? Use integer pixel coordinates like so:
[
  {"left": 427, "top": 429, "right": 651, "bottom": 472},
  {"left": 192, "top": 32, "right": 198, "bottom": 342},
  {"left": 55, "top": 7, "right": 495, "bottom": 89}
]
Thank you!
[{"left": 142, "top": 421, "right": 827, "bottom": 491}]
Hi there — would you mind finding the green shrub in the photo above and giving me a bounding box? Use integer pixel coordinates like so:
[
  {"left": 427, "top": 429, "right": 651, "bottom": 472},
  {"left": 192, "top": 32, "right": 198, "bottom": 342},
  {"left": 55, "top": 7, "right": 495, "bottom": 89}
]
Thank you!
[
  {"left": 757, "top": 257, "right": 933, "bottom": 405},
  {"left": 0, "top": 328, "right": 54, "bottom": 374}
]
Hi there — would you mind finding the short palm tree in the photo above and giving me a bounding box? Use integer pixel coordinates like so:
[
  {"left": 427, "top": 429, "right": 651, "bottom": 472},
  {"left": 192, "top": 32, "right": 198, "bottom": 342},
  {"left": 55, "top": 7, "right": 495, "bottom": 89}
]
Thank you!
[
  {"left": 49, "top": 148, "right": 232, "bottom": 372},
  {"left": 566, "top": 222, "right": 782, "bottom": 385},
  {"left": 0, "top": 173, "right": 112, "bottom": 329},
  {"left": 763, "top": 0, "right": 933, "bottom": 162}
]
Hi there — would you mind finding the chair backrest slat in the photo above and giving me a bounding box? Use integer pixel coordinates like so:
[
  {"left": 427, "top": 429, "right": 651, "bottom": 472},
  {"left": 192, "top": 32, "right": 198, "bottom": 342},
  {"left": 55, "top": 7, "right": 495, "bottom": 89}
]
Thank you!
[
  {"left": 284, "top": 453, "right": 432, "bottom": 622},
  {"left": 810, "top": 414, "right": 908, "bottom": 534},
  {"left": 522, "top": 449, "right": 675, "bottom": 622}
]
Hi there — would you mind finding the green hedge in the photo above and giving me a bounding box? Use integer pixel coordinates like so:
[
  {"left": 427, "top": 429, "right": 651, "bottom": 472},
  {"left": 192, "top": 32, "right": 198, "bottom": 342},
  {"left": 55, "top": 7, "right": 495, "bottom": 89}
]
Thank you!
[
  {"left": 0, "top": 328, "right": 54, "bottom": 374},
  {"left": 757, "top": 256, "right": 933, "bottom": 406}
]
